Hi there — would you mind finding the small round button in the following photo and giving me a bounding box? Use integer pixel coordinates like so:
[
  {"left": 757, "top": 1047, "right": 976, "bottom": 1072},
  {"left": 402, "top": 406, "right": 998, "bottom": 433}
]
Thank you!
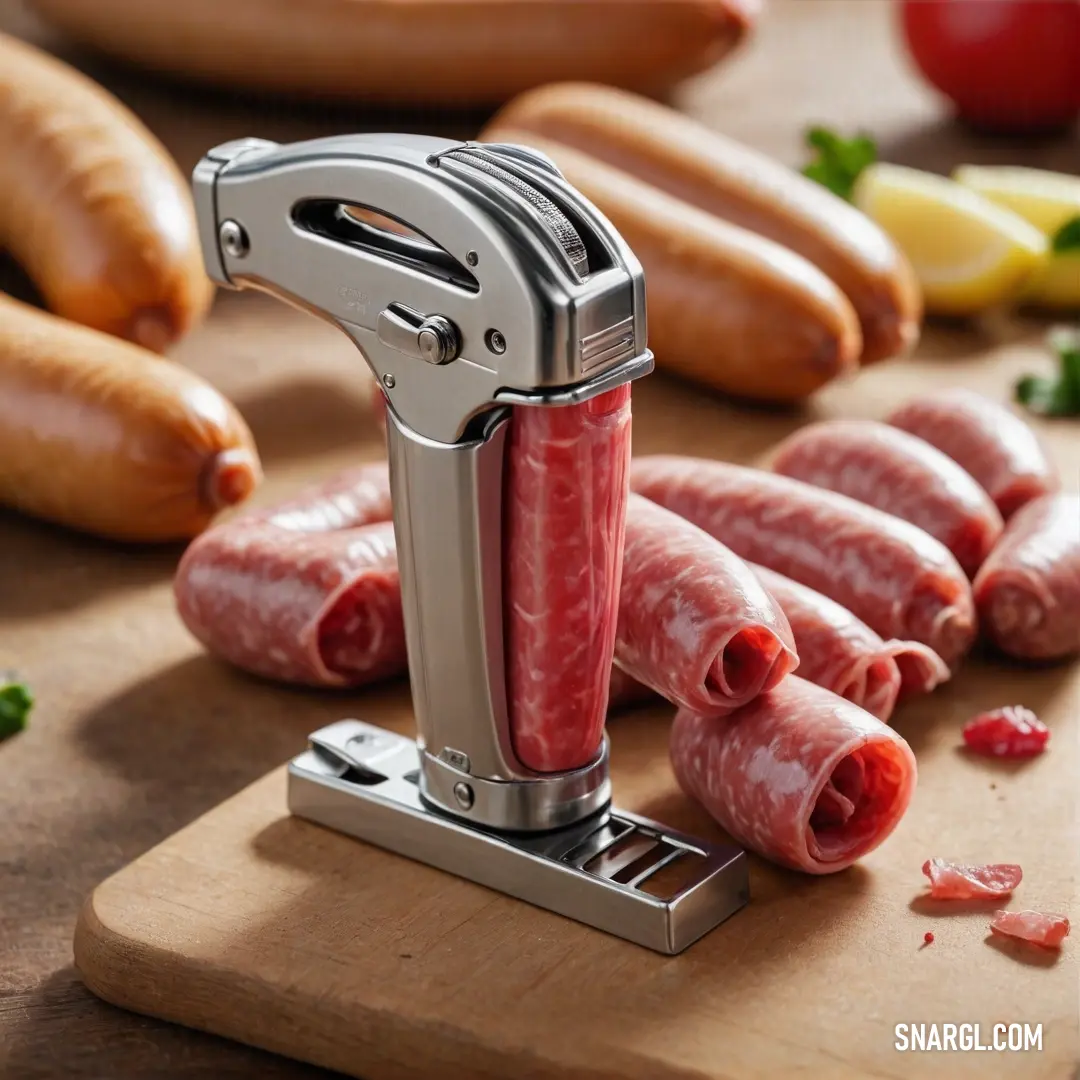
[{"left": 416, "top": 316, "right": 459, "bottom": 365}]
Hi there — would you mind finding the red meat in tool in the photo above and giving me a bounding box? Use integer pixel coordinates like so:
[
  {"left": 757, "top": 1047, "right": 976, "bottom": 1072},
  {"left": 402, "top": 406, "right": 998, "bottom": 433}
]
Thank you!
[
  {"left": 614, "top": 494, "right": 797, "bottom": 714},
  {"left": 887, "top": 389, "right": 1058, "bottom": 520},
  {"left": 751, "top": 564, "right": 949, "bottom": 721},
  {"left": 990, "top": 910, "right": 1070, "bottom": 949},
  {"left": 630, "top": 456, "right": 976, "bottom": 668},
  {"left": 503, "top": 388, "right": 632, "bottom": 772},
  {"left": 670, "top": 676, "right": 917, "bottom": 874},
  {"left": 771, "top": 419, "right": 1003, "bottom": 578},
  {"left": 973, "top": 493, "right": 1080, "bottom": 661}
]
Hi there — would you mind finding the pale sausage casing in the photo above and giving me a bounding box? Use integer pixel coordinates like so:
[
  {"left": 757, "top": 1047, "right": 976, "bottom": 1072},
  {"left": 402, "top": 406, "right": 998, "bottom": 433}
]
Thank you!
[
  {"left": 631, "top": 455, "right": 977, "bottom": 668},
  {"left": 771, "top": 419, "right": 1004, "bottom": 578},
  {"left": 973, "top": 494, "right": 1080, "bottom": 661},
  {"left": 0, "top": 295, "right": 259, "bottom": 542},
  {"left": 670, "top": 676, "right": 917, "bottom": 874},
  {"left": 887, "top": 389, "right": 1059, "bottom": 520},
  {"left": 488, "top": 82, "right": 920, "bottom": 365},
  {"left": 478, "top": 130, "right": 862, "bottom": 403},
  {"left": 29, "top": 0, "right": 756, "bottom": 106},
  {"left": 0, "top": 33, "right": 212, "bottom": 349}
]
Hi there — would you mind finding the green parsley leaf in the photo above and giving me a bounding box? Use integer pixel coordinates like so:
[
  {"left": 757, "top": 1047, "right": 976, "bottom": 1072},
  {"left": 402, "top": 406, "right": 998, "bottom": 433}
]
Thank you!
[
  {"left": 802, "top": 127, "right": 878, "bottom": 202},
  {"left": 0, "top": 679, "right": 33, "bottom": 740},
  {"left": 1051, "top": 216, "right": 1080, "bottom": 254},
  {"left": 1015, "top": 327, "right": 1080, "bottom": 418}
]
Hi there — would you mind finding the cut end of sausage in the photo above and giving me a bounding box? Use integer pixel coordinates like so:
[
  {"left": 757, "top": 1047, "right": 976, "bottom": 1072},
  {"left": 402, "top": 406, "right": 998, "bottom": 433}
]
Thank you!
[
  {"left": 202, "top": 448, "right": 262, "bottom": 512},
  {"left": 907, "top": 577, "right": 977, "bottom": 669},
  {"left": 317, "top": 572, "right": 408, "bottom": 684},
  {"left": 805, "top": 735, "right": 915, "bottom": 870},
  {"left": 835, "top": 656, "right": 902, "bottom": 724},
  {"left": 883, "top": 640, "right": 952, "bottom": 702},
  {"left": 128, "top": 306, "right": 179, "bottom": 353},
  {"left": 706, "top": 624, "right": 798, "bottom": 703}
]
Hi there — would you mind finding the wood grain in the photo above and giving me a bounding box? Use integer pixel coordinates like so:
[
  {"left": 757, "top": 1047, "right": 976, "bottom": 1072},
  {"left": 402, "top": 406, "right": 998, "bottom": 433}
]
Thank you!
[{"left": 1, "top": 1, "right": 1078, "bottom": 1077}]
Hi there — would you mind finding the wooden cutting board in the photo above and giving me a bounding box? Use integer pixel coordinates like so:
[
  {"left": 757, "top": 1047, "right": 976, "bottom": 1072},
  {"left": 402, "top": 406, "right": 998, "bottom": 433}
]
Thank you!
[
  {"left": 1, "top": 2, "right": 1076, "bottom": 1076},
  {"left": 72, "top": 353, "right": 1079, "bottom": 1079}
]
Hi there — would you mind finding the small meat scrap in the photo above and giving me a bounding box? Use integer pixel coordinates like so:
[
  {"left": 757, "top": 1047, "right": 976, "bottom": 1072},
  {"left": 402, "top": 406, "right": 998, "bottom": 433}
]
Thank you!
[
  {"left": 990, "top": 910, "right": 1070, "bottom": 949},
  {"left": 962, "top": 706, "right": 1050, "bottom": 758},
  {"left": 922, "top": 858, "right": 1022, "bottom": 900},
  {"left": 923, "top": 931, "right": 934, "bottom": 945}
]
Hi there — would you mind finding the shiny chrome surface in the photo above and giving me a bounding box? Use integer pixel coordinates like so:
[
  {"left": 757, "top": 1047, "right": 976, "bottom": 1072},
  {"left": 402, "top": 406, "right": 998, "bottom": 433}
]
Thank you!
[{"left": 289, "top": 721, "right": 749, "bottom": 956}]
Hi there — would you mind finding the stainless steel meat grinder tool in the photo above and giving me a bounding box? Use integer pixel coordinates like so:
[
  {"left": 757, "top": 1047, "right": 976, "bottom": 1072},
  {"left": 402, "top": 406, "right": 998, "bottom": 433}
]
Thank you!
[{"left": 192, "top": 134, "right": 748, "bottom": 954}]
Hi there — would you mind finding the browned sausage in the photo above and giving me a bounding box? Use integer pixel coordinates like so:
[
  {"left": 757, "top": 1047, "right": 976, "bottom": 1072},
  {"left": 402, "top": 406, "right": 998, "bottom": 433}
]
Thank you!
[
  {"left": 0, "top": 295, "right": 260, "bottom": 541},
  {"left": 486, "top": 82, "right": 921, "bottom": 364},
  {"left": 482, "top": 130, "right": 861, "bottom": 402},
  {"left": 0, "top": 32, "right": 213, "bottom": 350},
  {"left": 29, "top": 0, "right": 756, "bottom": 106}
]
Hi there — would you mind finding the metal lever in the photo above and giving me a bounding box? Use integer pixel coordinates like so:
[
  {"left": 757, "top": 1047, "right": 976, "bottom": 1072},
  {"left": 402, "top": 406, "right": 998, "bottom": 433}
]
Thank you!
[{"left": 377, "top": 304, "right": 460, "bottom": 365}]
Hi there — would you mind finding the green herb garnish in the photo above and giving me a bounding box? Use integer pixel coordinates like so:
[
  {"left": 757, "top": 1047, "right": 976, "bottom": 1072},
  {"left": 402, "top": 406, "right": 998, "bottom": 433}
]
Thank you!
[
  {"left": 802, "top": 127, "right": 878, "bottom": 202},
  {"left": 1016, "top": 327, "right": 1080, "bottom": 418},
  {"left": 0, "top": 679, "right": 33, "bottom": 739},
  {"left": 1051, "top": 216, "right": 1080, "bottom": 254}
]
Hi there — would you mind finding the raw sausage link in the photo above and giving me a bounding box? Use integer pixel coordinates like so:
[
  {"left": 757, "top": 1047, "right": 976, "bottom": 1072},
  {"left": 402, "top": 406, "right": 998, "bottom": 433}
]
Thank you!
[
  {"left": 29, "top": 0, "right": 755, "bottom": 106},
  {"left": 616, "top": 493, "right": 797, "bottom": 714},
  {"left": 175, "top": 462, "right": 802, "bottom": 718},
  {"left": 973, "top": 494, "right": 1080, "bottom": 660},
  {"left": 670, "top": 676, "right": 917, "bottom": 874},
  {"left": 487, "top": 82, "right": 920, "bottom": 365},
  {"left": 887, "top": 389, "right": 1058, "bottom": 520},
  {"left": 0, "top": 295, "right": 259, "bottom": 542},
  {"left": 0, "top": 33, "right": 213, "bottom": 349},
  {"left": 505, "top": 389, "right": 632, "bottom": 773},
  {"left": 477, "top": 130, "right": 862, "bottom": 403},
  {"left": 630, "top": 455, "right": 977, "bottom": 668},
  {"left": 607, "top": 561, "right": 949, "bottom": 721},
  {"left": 751, "top": 564, "right": 949, "bottom": 721},
  {"left": 770, "top": 420, "right": 1004, "bottom": 578}
]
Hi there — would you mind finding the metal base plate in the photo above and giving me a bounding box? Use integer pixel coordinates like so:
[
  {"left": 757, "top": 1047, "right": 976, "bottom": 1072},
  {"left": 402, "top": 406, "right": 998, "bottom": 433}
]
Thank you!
[{"left": 287, "top": 721, "right": 749, "bottom": 955}]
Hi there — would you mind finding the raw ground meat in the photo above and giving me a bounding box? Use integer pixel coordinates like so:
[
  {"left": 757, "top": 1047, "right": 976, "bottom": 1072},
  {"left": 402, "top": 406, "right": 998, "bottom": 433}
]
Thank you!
[
  {"left": 973, "top": 493, "right": 1080, "bottom": 661},
  {"left": 631, "top": 455, "right": 976, "bottom": 668},
  {"left": 962, "top": 706, "right": 1050, "bottom": 758},
  {"left": 771, "top": 419, "right": 1003, "bottom": 578},
  {"left": 921, "top": 858, "right": 1022, "bottom": 900},
  {"left": 503, "top": 386, "right": 630, "bottom": 771},
  {"left": 990, "top": 910, "right": 1070, "bottom": 948},
  {"left": 887, "top": 389, "right": 1059, "bottom": 520},
  {"left": 670, "top": 676, "right": 917, "bottom": 874}
]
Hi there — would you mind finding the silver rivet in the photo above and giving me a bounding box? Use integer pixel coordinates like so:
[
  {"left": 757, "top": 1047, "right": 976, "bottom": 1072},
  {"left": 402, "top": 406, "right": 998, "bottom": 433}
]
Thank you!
[
  {"left": 453, "top": 781, "right": 474, "bottom": 809},
  {"left": 382, "top": 373, "right": 396, "bottom": 389},
  {"left": 466, "top": 250, "right": 479, "bottom": 267},
  {"left": 219, "top": 219, "right": 249, "bottom": 258},
  {"left": 486, "top": 329, "right": 506, "bottom": 354}
]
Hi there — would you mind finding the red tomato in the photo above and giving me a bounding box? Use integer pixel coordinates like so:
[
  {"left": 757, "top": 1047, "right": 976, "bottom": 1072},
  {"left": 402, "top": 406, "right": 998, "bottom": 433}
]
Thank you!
[{"left": 899, "top": 0, "right": 1080, "bottom": 133}]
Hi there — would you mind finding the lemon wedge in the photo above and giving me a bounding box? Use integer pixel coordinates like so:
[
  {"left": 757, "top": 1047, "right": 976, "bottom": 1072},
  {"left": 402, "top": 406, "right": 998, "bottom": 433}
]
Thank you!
[
  {"left": 953, "top": 165, "right": 1080, "bottom": 310},
  {"left": 853, "top": 162, "right": 1048, "bottom": 316}
]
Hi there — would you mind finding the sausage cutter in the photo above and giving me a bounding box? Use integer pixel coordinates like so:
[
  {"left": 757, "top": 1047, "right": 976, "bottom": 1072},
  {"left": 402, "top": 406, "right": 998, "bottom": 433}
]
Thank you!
[{"left": 191, "top": 134, "right": 748, "bottom": 954}]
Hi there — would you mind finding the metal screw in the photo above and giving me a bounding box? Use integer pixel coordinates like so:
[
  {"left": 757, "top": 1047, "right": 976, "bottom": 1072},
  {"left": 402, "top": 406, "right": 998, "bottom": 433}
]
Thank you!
[
  {"left": 219, "top": 219, "right": 250, "bottom": 258},
  {"left": 452, "top": 782, "right": 474, "bottom": 810},
  {"left": 466, "top": 250, "right": 479, "bottom": 267},
  {"left": 486, "top": 329, "right": 507, "bottom": 354},
  {"left": 382, "top": 373, "right": 396, "bottom": 389}
]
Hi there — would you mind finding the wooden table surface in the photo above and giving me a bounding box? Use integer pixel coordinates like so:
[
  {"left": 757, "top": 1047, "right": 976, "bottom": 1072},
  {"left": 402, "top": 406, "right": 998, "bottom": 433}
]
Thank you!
[{"left": 1, "top": 2, "right": 1077, "bottom": 1077}]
